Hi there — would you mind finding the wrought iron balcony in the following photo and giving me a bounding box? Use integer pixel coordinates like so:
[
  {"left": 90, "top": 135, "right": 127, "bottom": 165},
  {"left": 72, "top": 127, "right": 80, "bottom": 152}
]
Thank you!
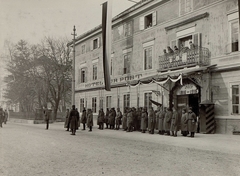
[{"left": 158, "top": 46, "right": 210, "bottom": 72}]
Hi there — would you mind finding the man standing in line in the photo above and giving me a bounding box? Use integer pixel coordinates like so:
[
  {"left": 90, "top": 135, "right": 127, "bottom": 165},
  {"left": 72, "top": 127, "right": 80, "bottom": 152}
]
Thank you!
[
  {"left": 0, "top": 108, "right": 3, "bottom": 127},
  {"left": 81, "top": 108, "right": 87, "bottom": 130},
  {"left": 164, "top": 108, "right": 172, "bottom": 136},
  {"left": 170, "top": 107, "right": 179, "bottom": 137},
  {"left": 98, "top": 108, "right": 105, "bottom": 130},
  {"left": 115, "top": 108, "right": 122, "bottom": 130},
  {"left": 3, "top": 110, "right": 8, "bottom": 124},
  {"left": 69, "top": 105, "right": 79, "bottom": 135},
  {"left": 87, "top": 109, "right": 93, "bottom": 132},
  {"left": 187, "top": 107, "right": 197, "bottom": 138},
  {"left": 65, "top": 109, "right": 70, "bottom": 131},
  {"left": 148, "top": 107, "right": 156, "bottom": 134}
]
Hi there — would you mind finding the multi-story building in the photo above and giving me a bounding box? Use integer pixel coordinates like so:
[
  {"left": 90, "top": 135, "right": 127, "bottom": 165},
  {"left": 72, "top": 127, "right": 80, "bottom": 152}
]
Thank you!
[{"left": 68, "top": 0, "right": 240, "bottom": 134}]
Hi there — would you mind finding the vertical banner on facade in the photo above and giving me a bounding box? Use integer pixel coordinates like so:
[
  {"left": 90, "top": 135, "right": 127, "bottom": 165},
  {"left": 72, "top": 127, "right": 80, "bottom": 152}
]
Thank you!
[{"left": 102, "top": 1, "right": 112, "bottom": 91}]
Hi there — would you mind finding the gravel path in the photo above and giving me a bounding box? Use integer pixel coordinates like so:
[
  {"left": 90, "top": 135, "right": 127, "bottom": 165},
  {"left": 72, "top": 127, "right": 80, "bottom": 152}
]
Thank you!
[{"left": 1, "top": 122, "right": 240, "bottom": 176}]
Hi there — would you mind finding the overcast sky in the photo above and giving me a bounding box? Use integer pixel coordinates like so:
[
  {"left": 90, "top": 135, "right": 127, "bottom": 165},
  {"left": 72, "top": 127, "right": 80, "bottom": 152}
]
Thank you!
[{"left": 0, "top": 0, "right": 137, "bottom": 50}]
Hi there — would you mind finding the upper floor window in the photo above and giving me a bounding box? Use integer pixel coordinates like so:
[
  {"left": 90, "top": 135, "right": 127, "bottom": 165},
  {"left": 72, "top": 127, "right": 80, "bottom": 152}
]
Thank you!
[
  {"left": 123, "top": 53, "right": 130, "bottom": 74},
  {"left": 93, "top": 64, "right": 97, "bottom": 80},
  {"left": 92, "top": 97, "right": 97, "bottom": 113},
  {"left": 124, "top": 22, "right": 132, "bottom": 37},
  {"left": 231, "top": 84, "right": 239, "bottom": 115},
  {"left": 230, "top": 20, "right": 239, "bottom": 52},
  {"left": 144, "top": 47, "right": 153, "bottom": 70},
  {"left": 139, "top": 11, "right": 157, "bottom": 30},
  {"left": 80, "top": 68, "right": 87, "bottom": 83},
  {"left": 81, "top": 44, "right": 86, "bottom": 54},
  {"left": 92, "top": 37, "right": 100, "bottom": 50},
  {"left": 179, "top": 0, "right": 193, "bottom": 16}
]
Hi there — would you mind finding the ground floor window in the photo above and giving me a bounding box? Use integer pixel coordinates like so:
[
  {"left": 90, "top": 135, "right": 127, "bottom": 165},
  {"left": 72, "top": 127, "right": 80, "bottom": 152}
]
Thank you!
[
  {"left": 144, "top": 92, "right": 152, "bottom": 110},
  {"left": 80, "top": 98, "right": 84, "bottom": 112},
  {"left": 231, "top": 84, "right": 239, "bottom": 114},
  {"left": 123, "top": 94, "right": 130, "bottom": 109},
  {"left": 106, "top": 96, "right": 111, "bottom": 109},
  {"left": 92, "top": 97, "right": 97, "bottom": 113}
]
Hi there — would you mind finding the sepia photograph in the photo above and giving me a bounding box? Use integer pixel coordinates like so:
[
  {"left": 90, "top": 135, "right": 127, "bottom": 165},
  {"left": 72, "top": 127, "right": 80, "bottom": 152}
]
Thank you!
[{"left": 0, "top": 0, "right": 240, "bottom": 175}]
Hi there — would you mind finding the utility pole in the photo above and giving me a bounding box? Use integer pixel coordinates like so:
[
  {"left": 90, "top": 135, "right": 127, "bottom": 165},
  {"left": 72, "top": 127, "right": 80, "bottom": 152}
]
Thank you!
[{"left": 71, "top": 26, "right": 76, "bottom": 106}]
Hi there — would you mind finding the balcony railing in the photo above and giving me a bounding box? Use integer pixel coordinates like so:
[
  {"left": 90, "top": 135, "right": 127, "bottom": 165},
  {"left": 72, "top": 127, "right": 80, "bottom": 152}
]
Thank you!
[{"left": 158, "top": 46, "right": 210, "bottom": 72}]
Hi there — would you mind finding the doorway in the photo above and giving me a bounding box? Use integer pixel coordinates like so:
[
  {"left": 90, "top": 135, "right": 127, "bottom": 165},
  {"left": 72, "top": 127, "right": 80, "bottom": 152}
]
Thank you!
[{"left": 177, "top": 94, "right": 199, "bottom": 116}]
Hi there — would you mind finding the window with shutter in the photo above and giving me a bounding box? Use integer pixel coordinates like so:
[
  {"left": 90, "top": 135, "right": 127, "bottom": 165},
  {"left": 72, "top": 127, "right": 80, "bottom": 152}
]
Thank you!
[
  {"left": 139, "top": 11, "right": 157, "bottom": 30},
  {"left": 230, "top": 83, "right": 240, "bottom": 115},
  {"left": 192, "top": 33, "right": 202, "bottom": 47}
]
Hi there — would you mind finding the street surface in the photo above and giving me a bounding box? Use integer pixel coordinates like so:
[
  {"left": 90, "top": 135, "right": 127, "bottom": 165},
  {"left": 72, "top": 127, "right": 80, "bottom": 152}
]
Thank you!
[{"left": 1, "top": 122, "right": 240, "bottom": 176}]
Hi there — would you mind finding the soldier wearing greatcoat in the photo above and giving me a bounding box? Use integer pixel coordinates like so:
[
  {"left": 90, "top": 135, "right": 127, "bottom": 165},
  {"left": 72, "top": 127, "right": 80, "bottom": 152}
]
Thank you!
[
  {"left": 98, "top": 109, "right": 105, "bottom": 130},
  {"left": 64, "top": 109, "right": 70, "bottom": 131},
  {"left": 141, "top": 107, "right": 148, "bottom": 133},
  {"left": 109, "top": 108, "right": 115, "bottom": 129},
  {"left": 80, "top": 108, "right": 87, "bottom": 130},
  {"left": 87, "top": 109, "right": 93, "bottom": 132},
  {"left": 155, "top": 106, "right": 161, "bottom": 130},
  {"left": 170, "top": 107, "right": 179, "bottom": 137},
  {"left": 186, "top": 107, "right": 197, "bottom": 137},
  {"left": 164, "top": 108, "right": 172, "bottom": 135},
  {"left": 180, "top": 108, "right": 188, "bottom": 136},
  {"left": 127, "top": 108, "right": 133, "bottom": 132},
  {"left": 69, "top": 105, "right": 79, "bottom": 135},
  {"left": 122, "top": 107, "right": 128, "bottom": 131},
  {"left": 115, "top": 108, "right": 122, "bottom": 130},
  {"left": 148, "top": 107, "right": 156, "bottom": 134},
  {"left": 0, "top": 108, "right": 3, "bottom": 128},
  {"left": 136, "top": 107, "right": 142, "bottom": 131}
]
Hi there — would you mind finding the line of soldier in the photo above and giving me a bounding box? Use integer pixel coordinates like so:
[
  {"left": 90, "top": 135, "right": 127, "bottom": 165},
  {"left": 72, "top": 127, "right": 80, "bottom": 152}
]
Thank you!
[
  {"left": 64, "top": 105, "right": 197, "bottom": 137},
  {"left": 0, "top": 108, "right": 8, "bottom": 128}
]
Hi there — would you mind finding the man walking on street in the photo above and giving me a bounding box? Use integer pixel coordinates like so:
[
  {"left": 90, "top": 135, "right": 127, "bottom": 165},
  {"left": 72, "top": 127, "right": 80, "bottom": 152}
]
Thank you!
[
  {"left": 69, "top": 105, "right": 79, "bottom": 135},
  {"left": 0, "top": 108, "right": 3, "bottom": 128},
  {"left": 44, "top": 107, "right": 50, "bottom": 130}
]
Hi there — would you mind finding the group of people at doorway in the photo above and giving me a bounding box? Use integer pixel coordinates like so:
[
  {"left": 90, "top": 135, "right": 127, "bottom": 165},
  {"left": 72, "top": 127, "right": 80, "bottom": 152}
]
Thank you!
[
  {"left": 0, "top": 107, "right": 8, "bottom": 128},
  {"left": 64, "top": 104, "right": 198, "bottom": 138}
]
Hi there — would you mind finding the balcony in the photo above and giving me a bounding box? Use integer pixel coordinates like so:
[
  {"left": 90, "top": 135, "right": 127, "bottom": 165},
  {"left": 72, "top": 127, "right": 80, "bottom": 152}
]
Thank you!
[{"left": 158, "top": 47, "right": 210, "bottom": 72}]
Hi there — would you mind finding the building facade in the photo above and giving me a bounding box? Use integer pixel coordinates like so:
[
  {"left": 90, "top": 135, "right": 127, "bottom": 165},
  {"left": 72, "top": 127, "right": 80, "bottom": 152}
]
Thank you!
[{"left": 69, "top": 0, "right": 240, "bottom": 134}]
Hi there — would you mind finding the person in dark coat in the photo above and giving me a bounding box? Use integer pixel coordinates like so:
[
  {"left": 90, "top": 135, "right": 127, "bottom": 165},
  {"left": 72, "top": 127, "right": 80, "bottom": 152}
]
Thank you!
[
  {"left": 186, "top": 107, "right": 197, "bottom": 137},
  {"left": 98, "top": 109, "right": 104, "bottom": 130},
  {"left": 141, "top": 107, "right": 148, "bottom": 133},
  {"left": 127, "top": 108, "right": 133, "bottom": 132},
  {"left": 109, "top": 109, "right": 114, "bottom": 129},
  {"left": 87, "top": 109, "right": 93, "bottom": 132},
  {"left": 170, "top": 107, "right": 179, "bottom": 137},
  {"left": 148, "top": 107, "right": 156, "bottom": 134},
  {"left": 105, "top": 108, "right": 110, "bottom": 129},
  {"left": 122, "top": 107, "right": 128, "bottom": 131},
  {"left": 164, "top": 108, "right": 172, "bottom": 135},
  {"left": 3, "top": 110, "right": 8, "bottom": 124},
  {"left": 64, "top": 109, "right": 70, "bottom": 131},
  {"left": 0, "top": 108, "right": 3, "bottom": 128},
  {"left": 155, "top": 106, "right": 161, "bottom": 131},
  {"left": 158, "top": 107, "right": 166, "bottom": 135},
  {"left": 76, "top": 108, "right": 80, "bottom": 130},
  {"left": 115, "top": 108, "right": 122, "bottom": 130},
  {"left": 43, "top": 108, "right": 50, "bottom": 130},
  {"left": 69, "top": 105, "right": 79, "bottom": 135},
  {"left": 181, "top": 108, "right": 188, "bottom": 136},
  {"left": 80, "top": 108, "right": 87, "bottom": 130}
]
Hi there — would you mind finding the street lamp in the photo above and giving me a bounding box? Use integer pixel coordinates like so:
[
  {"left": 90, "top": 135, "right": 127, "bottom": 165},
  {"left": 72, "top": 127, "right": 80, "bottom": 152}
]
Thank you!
[{"left": 71, "top": 26, "right": 77, "bottom": 106}]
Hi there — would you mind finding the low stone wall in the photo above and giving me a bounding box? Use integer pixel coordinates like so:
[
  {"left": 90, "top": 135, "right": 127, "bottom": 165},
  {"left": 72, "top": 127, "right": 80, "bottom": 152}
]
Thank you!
[
  {"left": 9, "top": 111, "right": 36, "bottom": 120},
  {"left": 215, "top": 117, "right": 240, "bottom": 134}
]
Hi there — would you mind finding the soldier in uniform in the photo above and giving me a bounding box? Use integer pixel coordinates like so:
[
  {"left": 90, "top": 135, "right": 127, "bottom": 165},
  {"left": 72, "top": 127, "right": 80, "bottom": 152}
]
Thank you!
[
  {"left": 0, "top": 108, "right": 3, "bottom": 127},
  {"left": 141, "top": 107, "right": 148, "bottom": 133},
  {"left": 115, "top": 108, "right": 122, "bottom": 130},
  {"left": 98, "top": 108, "right": 105, "bottom": 130},
  {"left": 76, "top": 108, "right": 80, "bottom": 130},
  {"left": 87, "top": 109, "right": 93, "bottom": 132},
  {"left": 80, "top": 108, "right": 87, "bottom": 130},
  {"left": 122, "top": 107, "right": 128, "bottom": 131},
  {"left": 64, "top": 109, "right": 70, "bottom": 131},
  {"left": 186, "top": 107, "right": 197, "bottom": 138},
  {"left": 148, "top": 107, "right": 156, "bottom": 134},
  {"left": 136, "top": 107, "right": 142, "bottom": 131},
  {"left": 164, "top": 108, "right": 172, "bottom": 135},
  {"left": 170, "top": 107, "right": 179, "bottom": 137},
  {"left": 69, "top": 105, "right": 79, "bottom": 135},
  {"left": 181, "top": 108, "right": 188, "bottom": 136},
  {"left": 127, "top": 108, "right": 133, "bottom": 132},
  {"left": 43, "top": 108, "right": 50, "bottom": 130},
  {"left": 3, "top": 110, "right": 8, "bottom": 124}
]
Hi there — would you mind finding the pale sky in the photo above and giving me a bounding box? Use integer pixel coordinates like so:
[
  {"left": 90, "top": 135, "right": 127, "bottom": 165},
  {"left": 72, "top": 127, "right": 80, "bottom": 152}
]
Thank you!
[{"left": 0, "top": 0, "right": 137, "bottom": 50}]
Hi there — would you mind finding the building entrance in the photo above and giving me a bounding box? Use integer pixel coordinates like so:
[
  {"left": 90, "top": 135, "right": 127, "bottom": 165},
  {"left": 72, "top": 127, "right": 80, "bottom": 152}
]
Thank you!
[{"left": 177, "top": 94, "right": 199, "bottom": 116}]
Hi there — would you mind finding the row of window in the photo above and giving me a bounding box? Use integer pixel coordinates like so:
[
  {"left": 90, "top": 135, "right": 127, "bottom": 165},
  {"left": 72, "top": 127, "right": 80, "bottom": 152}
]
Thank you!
[{"left": 78, "top": 92, "right": 153, "bottom": 113}]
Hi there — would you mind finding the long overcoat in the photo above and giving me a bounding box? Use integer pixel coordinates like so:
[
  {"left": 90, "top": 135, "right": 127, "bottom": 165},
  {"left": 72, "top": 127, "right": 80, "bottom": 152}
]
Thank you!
[
  {"left": 187, "top": 112, "right": 197, "bottom": 132},
  {"left": 141, "top": 111, "right": 148, "bottom": 130},
  {"left": 127, "top": 111, "right": 133, "bottom": 128},
  {"left": 69, "top": 109, "right": 79, "bottom": 130},
  {"left": 164, "top": 111, "right": 172, "bottom": 131},
  {"left": 122, "top": 112, "right": 127, "bottom": 129},
  {"left": 155, "top": 111, "right": 160, "bottom": 130},
  {"left": 105, "top": 110, "right": 109, "bottom": 124},
  {"left": 158, "top": 111, "right": 165, "bottom": 131},
  {"left": 181, "top": 113, "right": 188, "bottom": 132},
  {"left": 109, "top": 110, "right": 115, "bottom": 126},
  {"left": 64, "top": 111, "right": 69, "bottom": 128},
  {"left": 116, "top": 110, "right": 122, "bottom": 125},
  {"left": 87, "top": 112, "right": 93, "bottom": 127},
  {"left": 98, "top": 111, "right": 105, "bottom": 123},
  {"left": 80, "top": 110, "right": 87, "bottom": 124},
  {"left": 170, "top": 111, "right": 179, "bottom": 131},
  {"left": 148, "top": 109, "right": 156, "bottom": 130}
]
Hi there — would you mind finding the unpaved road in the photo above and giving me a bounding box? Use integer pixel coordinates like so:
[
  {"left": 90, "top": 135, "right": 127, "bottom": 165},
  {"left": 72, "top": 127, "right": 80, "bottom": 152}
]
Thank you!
[{"left": 1, "top": 122, "right": 240, "bottom": 176}]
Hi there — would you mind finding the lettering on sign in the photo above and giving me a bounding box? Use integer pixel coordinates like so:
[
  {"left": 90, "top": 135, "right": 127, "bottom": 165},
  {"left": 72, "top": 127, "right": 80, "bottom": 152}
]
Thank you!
[{"left": 177, "top": 83, "right": 198, "bottom": 95}]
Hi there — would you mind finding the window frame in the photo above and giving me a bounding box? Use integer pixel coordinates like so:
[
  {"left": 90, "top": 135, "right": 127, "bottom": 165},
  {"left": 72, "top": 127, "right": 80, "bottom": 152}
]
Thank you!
[
  {"left": 123, "top": 52, "right": 131, "bottom": 74},
  {"left": 106, "top": 96, "right": 111, "bottom": 109},
  {"left": 92, "top": 37, "right": 100, "bottom": 50},
  {"left": 92, "top": 97, "right": 97, "bottom": 113},
  {"left": 92, "top": 64, "right": 98, "bottom": 80},
  {"left": 179, "top": 0, "right": 193, "bottom": 16},
  {"left": 123, "top": 94, "right": 130, "bottom": 109},
  {"left": 139, "top": 11, "right": 157, "bottom": 30},
  {"left": 81, "top": 44, "right": 86, "bottom": 54},
  {"left": 143, "top": 91, "right": 152, "bottom": 111},
  {"left": 80, "top": 98, "right": 84, "bottom": 112},
  {"left": 143, "top": 46, "right": 153, "bottom": 70},
  {"left": 229, "top": 19, "right": 239, "bottom": 53},
  {"left": 80, "top": 67, "right": 87, "bottom": 83},
  {"left": 229, "top": 82, "right": 240, "bottom": 115}
]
